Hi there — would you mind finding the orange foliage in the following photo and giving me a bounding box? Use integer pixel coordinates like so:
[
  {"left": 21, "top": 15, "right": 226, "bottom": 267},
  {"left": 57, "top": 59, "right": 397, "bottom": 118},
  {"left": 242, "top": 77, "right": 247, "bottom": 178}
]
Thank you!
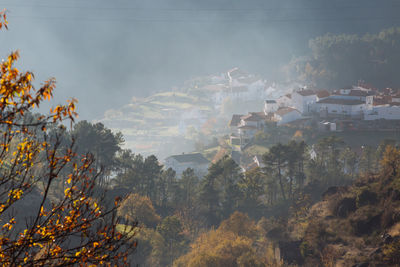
[
  {"left": 0, "top": 10, "right": 7, "bottom": 30},
  {"left": 212, "top": 148, "right": 228, "bottom": 163},
  {"left": 0, "top": 19, "right": 136, "bottom": 265},
  {"left": 380, "top": 145, "right": 400, "bottom": 178},
  {"left": 173, "top": 212, "right": 265, "bottom": 267},
  {"left": 201, "top": 118, "right": 217, "bottom": 135}
]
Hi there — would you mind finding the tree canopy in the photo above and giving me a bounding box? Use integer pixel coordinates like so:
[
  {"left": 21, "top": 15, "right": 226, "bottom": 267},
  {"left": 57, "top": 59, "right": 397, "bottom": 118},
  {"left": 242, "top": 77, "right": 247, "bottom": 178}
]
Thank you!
[{"left": 0, "top": 15, "right": 136, "bottom": 265}]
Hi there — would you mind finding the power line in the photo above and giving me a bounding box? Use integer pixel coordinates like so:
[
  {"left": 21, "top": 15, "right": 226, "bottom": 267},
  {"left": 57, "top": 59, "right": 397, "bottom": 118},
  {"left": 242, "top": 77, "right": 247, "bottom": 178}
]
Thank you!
[
  {"left": 2, "top": 3, "right": 400, "bottom": 12},
  {"left": 6, "top": 14, "right": 400, "bottom": 24}
]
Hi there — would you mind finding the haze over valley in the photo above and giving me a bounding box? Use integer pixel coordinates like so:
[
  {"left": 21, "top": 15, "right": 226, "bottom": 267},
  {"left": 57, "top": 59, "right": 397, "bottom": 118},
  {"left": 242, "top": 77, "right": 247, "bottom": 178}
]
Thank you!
[{"left": 3, "top": 1, "right": 400, "bottom": 266}]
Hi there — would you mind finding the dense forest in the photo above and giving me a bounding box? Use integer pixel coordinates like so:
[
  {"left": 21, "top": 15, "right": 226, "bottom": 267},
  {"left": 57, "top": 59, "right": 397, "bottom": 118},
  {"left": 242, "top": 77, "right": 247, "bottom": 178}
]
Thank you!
[
  {"left": 7, "top": 90, "right": 400, "bottom": 266},
  {"left": 288, "top": 27, "right": 400, "bottom": 89},
  {"left": 42, "top": 118, "right": 399, "bottom": 266},
  {"left": 34, "top": 116, "right": 397, "bottom": 266}
]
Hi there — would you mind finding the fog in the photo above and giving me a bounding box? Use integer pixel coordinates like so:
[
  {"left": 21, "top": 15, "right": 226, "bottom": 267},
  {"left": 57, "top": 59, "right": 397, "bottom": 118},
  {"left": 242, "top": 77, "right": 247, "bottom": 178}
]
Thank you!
[{"left": 1, "top": 0, "right": 400, "bottom": 120}]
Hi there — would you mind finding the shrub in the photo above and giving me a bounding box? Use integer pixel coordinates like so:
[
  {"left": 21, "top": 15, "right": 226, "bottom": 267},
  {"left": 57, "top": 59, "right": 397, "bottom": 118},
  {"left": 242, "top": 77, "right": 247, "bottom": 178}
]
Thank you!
[
  {"left": 333, "top": 197, "right": 357, "bottom": 218},
  {"left": 356, "top": 188, "right": 378, "bottom": 207}
]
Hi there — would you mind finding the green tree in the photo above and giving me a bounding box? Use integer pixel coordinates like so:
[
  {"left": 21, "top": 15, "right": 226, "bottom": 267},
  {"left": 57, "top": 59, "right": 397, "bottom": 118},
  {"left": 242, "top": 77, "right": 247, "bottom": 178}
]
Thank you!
[
  {"left": 340, "top": 147, "right": 358, "bottom": 179},
  {"left": 143, "top": 155, "right": 163, "bottom": 202},
  {"left": 198, "top": 156, "right": 243, "bottom": 226},
  {"left": 114, "top": 153, "right": 144, "bottom": 191},
  {"left": 314, "top": 136, "right": 345, "bottom": 185},
  {"left": 157, "top": 216, "right": 187, "bottom": 266},
  {"left": 263, "top": 143, "right": 289, "bottom": 201},
  {"left": 290, "top": 27, "right": 400, "bottom": 88},
  {"left": 239, "top": 168, "right": 265, "bottom": 217},
  {"left": 359, "top": 145, "right": 377, "bottom": 174},
  {"left": 287, "top": 141, "right": 307, "bottom": 199},
  {"left": 134, "top": 227, "right": 166, "bottom": 266},
  {"left": 180, "top": 168, "right": 199, "bottom": 209},
  {"left": 72, "top": 120, "right": 123, "bottom": 185},
  {"left": 158, "top": 167, "right": 180, "bottom": 211}
]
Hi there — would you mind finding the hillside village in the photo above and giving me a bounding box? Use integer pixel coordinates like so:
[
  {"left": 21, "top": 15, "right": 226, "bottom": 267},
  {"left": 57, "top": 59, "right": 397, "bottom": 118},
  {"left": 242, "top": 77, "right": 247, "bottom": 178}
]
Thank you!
[
  {"left": 100, "top": 68, "right": 400, "bottom": 178},
  {"left": 163, "top": 84, "right": 400, "bottom": 177},
  {"left": 231, "top": 85, "right": 400, "bottom": 148},
  {"left": 219, "top": 85, "right": 400, "bottom": 173},
  {"left": 101, "top": 68, "right": 289, "bottom": 158}
]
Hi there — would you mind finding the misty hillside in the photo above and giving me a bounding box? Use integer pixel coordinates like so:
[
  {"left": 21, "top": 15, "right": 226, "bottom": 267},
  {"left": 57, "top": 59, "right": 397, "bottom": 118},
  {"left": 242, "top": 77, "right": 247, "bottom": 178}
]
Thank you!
[
  {"left": 4, "top": 1, "right": 400, "bottom": 266},
  {"left": 3, "top": 0, "right": 400, "bottom": 119}
]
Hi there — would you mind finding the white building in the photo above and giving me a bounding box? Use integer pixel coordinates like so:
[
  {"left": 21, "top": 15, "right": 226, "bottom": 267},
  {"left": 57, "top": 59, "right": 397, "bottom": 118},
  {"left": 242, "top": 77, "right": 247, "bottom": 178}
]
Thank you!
[
  {"left": 229, "top": 114, "right": 243, "bottom": 132},
  {"left": 237, "top": 125, "right": 258, "bottom": 145},
  {"left": 364, "top": 105, "right": 400, "bottom": 120},
  {"left": 292, "top": 90, "right": 318, "bottom": 114},
  {"left": 277, "top": 94, "right": 293, "bottom": 108},
  {"left": 318, "top": 121, "right": 337, "bottom": 132},
  {"left": 332, "top": 89, "right": 371, "bottom": 102},
  {"left": 392, "top": 95, "right": 400, "bottom": 103},
  {"left": 274, "top": 107, "right": 302, "bottom": 125},
  {"left": 239, "top": 112, "right": 267, "bottom": 129},
  {"left": 164, "top": 153, "right": 209, "bottom": 178},
  {"left": 237, "top": 112, "right": 267, "bottom": 145},
  {"left": 315, "top": 98, "right": 366, "bottom": 118},
  {"left": 264, "top": 100, "right": 279, "bottom": 114}
]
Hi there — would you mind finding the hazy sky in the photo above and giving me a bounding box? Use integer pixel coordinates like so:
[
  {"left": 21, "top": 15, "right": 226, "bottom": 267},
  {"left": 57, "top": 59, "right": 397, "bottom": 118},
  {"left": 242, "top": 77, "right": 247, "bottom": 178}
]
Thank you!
[{"left": 1, "top": 0, "right": 400, "bottom": 119}]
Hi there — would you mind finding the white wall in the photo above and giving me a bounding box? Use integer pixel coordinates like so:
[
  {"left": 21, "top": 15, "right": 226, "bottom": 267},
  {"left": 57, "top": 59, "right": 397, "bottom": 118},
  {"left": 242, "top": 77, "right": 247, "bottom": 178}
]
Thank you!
[
  {"left": 277, "top": 96, "right": 292, "bottom": 108},
  {"left": 316, "top": 103, "right": 365, "bottom": 117},
  {"left": 240, "top": 119, "right": 257, "bottom": 127},
  {"left": 275, "top": 111, "right": 302, "bottom": 125},
  {"left": 292, "top": 92, "right": 317, "bottom": 114},
  {"left": 365, "top": 105, "right": 400, "bottom": 120},
  {"left": 264, "top": 101, "right": 279, "bottom": 113},
  {"left": 238, "top": 127, "right": 257, "bottom": 137},
  {"left": 164, "top": 158, "right": 209, "bottom": 178}
]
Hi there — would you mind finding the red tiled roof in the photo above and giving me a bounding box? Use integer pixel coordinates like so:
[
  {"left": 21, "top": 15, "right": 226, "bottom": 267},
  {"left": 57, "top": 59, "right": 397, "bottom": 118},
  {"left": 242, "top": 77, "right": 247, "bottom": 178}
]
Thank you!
[
  {"left": 296, "top": 89, "right": 316, "bottom": 96},
  {"left": 316, "top": 90, "right": 330, "bottom": 98},
  {"left": 275, "top": 107, "right": 300, "bottom": 116},
  {"left": 349, "top": 90, "right": 369, "bottom": 97},
  {"left": 241, "top": 112, "right": 266, "bottom": 121},
  {"left": 255, "top": 111, "right": 267, "bottom": 117},
  {"left": 371, "top": 96, "right": 391, "bottom": 106}
]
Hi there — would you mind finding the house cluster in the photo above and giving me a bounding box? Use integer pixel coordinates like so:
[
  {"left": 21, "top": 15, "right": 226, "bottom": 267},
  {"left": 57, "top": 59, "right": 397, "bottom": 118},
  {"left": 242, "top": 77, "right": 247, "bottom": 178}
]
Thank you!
[
  {"left": 201, "top": 68, "right": 271, "bottom": 107},
  {"left": 276, "top": 86, "right": 400, "bottom": 122},
  {"left": 268, "top": 85, "right": 400, "bottom": 125},
  {"left": 229, "top": 112, "right": 271, "bottom": 147},
  {"left": 229, "top": 85, "right": 400, "bottom": 148},
  {"left": 163, "top": 80, "right": 400, "bottom": 177}
]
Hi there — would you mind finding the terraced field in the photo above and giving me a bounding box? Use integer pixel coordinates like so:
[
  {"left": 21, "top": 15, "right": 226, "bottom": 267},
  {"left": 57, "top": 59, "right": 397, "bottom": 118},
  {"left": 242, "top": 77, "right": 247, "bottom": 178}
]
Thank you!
[{"left": 99, "top": 91, "right": 217, "bottom": 159}]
